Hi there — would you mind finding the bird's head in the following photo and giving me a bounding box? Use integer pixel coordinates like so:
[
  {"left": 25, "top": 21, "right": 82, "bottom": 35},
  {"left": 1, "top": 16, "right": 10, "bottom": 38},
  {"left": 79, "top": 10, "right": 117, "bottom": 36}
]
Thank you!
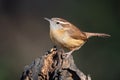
[{"left": 44, "top": 17, "right": 71, "bottom": 30}]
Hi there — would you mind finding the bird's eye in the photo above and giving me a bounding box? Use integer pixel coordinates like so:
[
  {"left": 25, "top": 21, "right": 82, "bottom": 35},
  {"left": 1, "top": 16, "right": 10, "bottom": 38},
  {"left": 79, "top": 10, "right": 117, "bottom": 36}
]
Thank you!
[{"left": 56, "top": 22, "right": 60, "bottom": 24}]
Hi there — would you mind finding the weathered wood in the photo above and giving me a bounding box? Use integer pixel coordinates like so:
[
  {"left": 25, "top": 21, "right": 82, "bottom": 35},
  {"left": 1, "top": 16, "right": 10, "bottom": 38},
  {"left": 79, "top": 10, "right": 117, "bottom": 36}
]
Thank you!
[{"left": 20, "top": 47, "right": 91, "bottom": 80}]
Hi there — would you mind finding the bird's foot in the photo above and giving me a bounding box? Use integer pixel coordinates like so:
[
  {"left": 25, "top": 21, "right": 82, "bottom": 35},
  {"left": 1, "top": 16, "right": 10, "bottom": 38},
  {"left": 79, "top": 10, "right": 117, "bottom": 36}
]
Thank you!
[{"left": 63, "top": 50, "right": 74, "bottom": 59}]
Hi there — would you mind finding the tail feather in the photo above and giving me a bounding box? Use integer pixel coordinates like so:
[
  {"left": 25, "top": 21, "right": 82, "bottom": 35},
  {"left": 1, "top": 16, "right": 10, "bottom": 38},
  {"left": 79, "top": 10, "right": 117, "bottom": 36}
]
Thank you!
[{"left": 84, "top": 32, "right": 111, "bottom": 38}]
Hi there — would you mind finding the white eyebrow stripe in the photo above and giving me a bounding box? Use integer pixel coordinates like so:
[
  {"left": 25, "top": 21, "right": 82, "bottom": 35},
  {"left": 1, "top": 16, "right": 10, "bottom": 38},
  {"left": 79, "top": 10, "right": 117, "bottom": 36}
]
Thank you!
[{"left": 56, "top": 20, "right": 70, "bottom": 24}]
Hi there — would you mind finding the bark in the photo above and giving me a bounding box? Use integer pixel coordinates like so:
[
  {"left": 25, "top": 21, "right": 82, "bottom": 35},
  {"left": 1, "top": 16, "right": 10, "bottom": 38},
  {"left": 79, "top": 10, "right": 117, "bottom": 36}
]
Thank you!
[{"left": 20, "top": 46, "right": 91, "bottom": 80}]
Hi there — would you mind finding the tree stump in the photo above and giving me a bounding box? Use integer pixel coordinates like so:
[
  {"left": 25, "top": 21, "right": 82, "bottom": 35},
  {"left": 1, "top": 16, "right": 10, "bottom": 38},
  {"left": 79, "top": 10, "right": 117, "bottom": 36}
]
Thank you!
[{"left": 20, "top": 46, "right": 91, "bottom": 80}]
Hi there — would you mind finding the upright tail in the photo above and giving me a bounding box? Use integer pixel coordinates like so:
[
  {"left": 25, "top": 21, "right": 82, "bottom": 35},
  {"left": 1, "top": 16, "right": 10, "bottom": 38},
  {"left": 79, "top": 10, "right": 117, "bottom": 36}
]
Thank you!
[{"left": 84, "top": 32, "right": 111, "bottom": 38}]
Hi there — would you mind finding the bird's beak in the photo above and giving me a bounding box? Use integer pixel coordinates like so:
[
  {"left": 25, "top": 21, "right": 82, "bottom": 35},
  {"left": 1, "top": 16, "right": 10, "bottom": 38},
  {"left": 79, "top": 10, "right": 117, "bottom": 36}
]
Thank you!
[{"left": 44, "top": 17, "right": 51, "bottom": 22}]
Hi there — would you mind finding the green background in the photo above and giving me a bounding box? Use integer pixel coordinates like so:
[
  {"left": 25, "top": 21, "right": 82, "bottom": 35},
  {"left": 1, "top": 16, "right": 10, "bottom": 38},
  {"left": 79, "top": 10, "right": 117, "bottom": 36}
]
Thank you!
[{"left": 0, "top": 0, "right": 119, "bottom": 80}]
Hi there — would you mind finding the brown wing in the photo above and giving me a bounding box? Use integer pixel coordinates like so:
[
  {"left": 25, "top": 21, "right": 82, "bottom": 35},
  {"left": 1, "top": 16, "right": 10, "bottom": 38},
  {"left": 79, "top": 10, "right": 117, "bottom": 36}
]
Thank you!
[{"left": 61, "top": 23, "right": 87, "bottom": 41}]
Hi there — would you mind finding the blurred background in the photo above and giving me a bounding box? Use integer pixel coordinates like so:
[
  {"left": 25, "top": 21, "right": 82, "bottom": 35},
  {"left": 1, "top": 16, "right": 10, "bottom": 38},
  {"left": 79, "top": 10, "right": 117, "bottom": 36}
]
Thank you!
[{"left": 0, "top": 0, "right": 120, "bottom": 80}]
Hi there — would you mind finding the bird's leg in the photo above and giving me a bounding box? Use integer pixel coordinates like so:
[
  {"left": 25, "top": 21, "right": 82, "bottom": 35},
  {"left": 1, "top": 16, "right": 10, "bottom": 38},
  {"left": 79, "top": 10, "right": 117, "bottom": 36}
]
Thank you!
[
  {"left": 65, "top": 46, "right": 82, "bottom": 58},
  {"left": 65, "top": 50, "right": 75, "bottom": 58}
]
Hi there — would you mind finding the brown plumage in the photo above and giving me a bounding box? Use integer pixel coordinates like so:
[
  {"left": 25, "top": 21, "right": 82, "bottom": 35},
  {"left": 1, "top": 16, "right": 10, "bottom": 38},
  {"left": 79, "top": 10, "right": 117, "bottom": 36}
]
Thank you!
[{"left": 45, "top": 17, "right": 110, "bottom": 57}]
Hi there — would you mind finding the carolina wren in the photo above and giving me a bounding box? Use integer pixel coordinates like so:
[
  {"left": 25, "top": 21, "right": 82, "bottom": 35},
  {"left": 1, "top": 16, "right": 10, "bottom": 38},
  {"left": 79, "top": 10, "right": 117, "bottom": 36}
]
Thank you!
[{"left": 45, "top": 17, "right": 110, "bottom": 57}]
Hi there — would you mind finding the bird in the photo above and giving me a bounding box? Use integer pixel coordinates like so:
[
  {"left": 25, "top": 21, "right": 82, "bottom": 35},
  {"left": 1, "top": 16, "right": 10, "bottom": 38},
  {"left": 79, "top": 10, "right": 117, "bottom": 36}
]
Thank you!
[{"left": 44, "top": 17, "right": 110, "bottom": 58}]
